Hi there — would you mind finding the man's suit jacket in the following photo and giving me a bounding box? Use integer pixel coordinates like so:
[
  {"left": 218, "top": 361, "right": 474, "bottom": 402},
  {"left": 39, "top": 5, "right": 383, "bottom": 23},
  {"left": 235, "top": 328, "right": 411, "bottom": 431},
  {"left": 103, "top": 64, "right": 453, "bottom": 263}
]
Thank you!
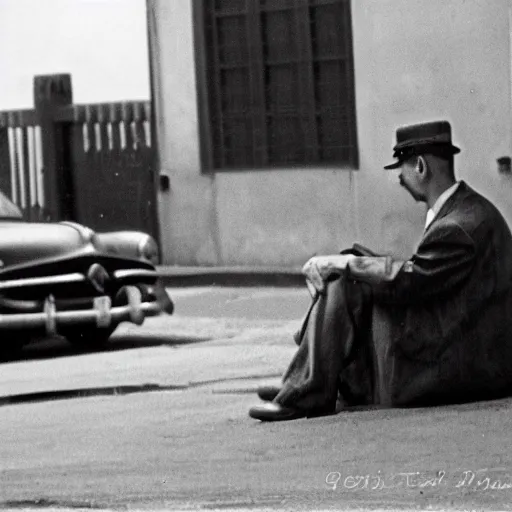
[{"left": 351, "top": 181, "right": 512, "bottom": 406}]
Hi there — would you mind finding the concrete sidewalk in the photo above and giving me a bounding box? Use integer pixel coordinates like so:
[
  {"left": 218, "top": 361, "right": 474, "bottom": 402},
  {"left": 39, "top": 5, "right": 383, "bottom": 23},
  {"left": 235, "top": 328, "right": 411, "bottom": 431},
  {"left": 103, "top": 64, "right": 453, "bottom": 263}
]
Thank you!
[{"left": 156, "top": 265, "right": 305, "bottom": 287}]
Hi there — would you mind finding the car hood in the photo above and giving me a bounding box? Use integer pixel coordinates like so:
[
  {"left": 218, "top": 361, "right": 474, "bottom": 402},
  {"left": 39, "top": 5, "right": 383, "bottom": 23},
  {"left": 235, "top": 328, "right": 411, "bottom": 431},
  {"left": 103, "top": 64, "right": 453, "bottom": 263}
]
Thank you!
[{"left": 0, "top": 221, "right": 89, "bottom": 267}]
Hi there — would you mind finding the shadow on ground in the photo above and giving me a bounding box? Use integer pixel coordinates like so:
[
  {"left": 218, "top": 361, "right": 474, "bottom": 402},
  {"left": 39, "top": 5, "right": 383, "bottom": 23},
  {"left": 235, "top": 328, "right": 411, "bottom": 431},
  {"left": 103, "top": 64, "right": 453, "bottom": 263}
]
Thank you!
[
  {"left": 0, "top": 382, "right": 188, "bottom": 408},
  {"left": 0, "top": 332, "right": 211, "bottom": 364}
]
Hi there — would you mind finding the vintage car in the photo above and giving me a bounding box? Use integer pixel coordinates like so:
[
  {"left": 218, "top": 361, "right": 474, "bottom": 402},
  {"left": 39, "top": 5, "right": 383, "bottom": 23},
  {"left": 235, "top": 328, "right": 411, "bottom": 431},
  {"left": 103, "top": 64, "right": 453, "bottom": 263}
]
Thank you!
[{"left": 0, "top": 190, "right": 173, "bottom": 356}]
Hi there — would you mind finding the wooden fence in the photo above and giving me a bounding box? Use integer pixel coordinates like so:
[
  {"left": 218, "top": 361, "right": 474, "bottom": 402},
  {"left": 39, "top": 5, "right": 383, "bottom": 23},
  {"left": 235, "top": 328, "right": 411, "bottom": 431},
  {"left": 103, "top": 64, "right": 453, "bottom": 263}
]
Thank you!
[
  {"left": 0, "top": 109, "right": 44, "bottom": 220},
  {"left": 0, "top": 74, "right": 159, "bottom": 240}
]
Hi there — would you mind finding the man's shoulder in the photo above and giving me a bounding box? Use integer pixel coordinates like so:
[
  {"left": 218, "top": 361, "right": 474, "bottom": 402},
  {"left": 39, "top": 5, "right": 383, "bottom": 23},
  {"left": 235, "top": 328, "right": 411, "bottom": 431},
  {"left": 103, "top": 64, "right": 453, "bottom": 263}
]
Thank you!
[
  {"left": 443, "top": 181, "right": 508, "bottom": 231},
  {"left": 423, "top": 181, "right": 512, "bottom": 248}
]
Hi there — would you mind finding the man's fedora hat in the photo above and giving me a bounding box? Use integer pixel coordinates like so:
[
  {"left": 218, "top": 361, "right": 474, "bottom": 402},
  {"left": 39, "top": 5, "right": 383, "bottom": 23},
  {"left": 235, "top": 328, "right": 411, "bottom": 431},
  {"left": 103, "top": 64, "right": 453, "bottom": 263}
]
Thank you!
[{"left": 384, "top": 120, "right": 461, "bottom": 170}]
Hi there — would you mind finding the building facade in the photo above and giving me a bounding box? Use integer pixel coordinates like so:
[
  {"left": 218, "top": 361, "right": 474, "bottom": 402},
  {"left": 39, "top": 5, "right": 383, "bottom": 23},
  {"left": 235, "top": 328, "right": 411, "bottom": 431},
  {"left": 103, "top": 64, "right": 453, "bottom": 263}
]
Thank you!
[{"left": 149, "top": 0, "right": 512, "bottom": 266}]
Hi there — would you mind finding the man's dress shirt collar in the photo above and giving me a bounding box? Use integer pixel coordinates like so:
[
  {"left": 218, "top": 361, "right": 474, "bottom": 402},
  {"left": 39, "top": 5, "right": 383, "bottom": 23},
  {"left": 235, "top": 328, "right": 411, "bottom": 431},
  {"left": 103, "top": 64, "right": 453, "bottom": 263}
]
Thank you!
[{"left": 425, "top": 182, "right": 460, "bottom": 230}]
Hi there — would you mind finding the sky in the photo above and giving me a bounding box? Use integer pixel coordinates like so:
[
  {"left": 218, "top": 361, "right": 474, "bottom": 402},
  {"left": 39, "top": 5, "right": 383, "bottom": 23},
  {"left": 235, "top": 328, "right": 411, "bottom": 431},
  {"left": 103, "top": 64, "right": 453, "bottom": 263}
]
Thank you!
[{"left": 0, "top": 0, "right": 150, "bottom": 110}]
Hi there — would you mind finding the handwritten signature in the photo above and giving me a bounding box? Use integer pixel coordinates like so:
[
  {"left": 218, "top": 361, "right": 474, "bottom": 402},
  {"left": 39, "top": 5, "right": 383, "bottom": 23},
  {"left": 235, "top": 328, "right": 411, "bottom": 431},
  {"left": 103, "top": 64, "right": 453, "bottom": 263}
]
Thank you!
[{"left": 326, "top": 469, "right": 512, "bottom": 492}]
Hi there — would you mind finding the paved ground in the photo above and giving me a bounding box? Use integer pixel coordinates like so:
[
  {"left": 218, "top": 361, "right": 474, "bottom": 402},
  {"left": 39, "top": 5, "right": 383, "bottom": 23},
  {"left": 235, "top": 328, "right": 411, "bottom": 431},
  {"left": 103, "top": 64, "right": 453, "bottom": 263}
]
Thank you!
[{"left": 0, "top": 287, "right": 511, "bottom": 511}]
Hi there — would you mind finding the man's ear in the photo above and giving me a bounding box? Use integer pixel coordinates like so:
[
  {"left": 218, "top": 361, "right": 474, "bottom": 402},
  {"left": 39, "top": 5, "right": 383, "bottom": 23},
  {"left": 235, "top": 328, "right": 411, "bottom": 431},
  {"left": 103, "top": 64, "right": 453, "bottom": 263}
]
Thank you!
[{"left": 416, "top": 156, "right": 428, "bottom": 180}]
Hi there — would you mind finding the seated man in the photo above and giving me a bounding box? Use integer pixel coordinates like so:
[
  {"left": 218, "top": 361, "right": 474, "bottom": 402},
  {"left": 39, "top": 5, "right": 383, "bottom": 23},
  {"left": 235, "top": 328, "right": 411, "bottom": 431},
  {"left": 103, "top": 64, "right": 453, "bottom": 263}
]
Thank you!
[{"left": 249, "top": 120, "right": 512, "bottom": 422}]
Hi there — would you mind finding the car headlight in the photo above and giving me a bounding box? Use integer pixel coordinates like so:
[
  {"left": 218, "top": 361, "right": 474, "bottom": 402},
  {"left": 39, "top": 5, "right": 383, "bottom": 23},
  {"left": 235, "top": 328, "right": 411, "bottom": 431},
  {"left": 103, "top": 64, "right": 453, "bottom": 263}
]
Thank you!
[{"left": 138, "top": 235, "right": 159, "bottom": 265}]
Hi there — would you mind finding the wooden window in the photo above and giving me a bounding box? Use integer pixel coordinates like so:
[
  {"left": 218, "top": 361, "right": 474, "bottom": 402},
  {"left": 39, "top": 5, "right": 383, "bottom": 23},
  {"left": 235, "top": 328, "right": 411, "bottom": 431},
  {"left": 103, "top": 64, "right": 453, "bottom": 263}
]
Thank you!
[{"left": 196, "top": 0, "right": 358, "bottom": 170}]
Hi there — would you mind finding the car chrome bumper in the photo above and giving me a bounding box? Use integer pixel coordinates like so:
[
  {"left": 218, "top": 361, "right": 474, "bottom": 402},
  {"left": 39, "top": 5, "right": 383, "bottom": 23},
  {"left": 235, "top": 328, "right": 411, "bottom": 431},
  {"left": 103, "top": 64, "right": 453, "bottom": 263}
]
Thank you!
[
  {"left": 0, "top": 268, "right": 159, "bottom": 291},
  {"left": 0, "top": 285, "right": 166, "bottom": 335}
]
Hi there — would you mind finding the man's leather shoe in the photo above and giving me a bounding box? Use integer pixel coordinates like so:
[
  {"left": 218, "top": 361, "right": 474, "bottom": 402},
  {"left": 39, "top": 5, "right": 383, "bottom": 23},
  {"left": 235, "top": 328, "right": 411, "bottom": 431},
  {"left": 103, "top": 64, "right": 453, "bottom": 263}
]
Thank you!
[
  {"left": 257, "top": 385, "right": 282, "bottom": 402},
  {"left": 249, "top": 402, "right": 307, "bottom": 422}
]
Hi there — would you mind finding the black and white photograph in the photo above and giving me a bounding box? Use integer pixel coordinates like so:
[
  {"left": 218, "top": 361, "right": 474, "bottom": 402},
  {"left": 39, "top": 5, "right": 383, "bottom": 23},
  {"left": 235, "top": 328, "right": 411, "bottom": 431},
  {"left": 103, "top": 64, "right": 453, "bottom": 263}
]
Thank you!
[{"left": 0, "top": 1, "right": 512, "bottom": 511}]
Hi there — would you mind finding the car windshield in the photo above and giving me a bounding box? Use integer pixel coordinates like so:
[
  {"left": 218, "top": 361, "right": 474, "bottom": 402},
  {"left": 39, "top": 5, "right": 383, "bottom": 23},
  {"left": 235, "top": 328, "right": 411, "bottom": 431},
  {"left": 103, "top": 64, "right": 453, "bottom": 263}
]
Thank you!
[{"left": 0, "top": 189, "right": 23, "bottom": 219}]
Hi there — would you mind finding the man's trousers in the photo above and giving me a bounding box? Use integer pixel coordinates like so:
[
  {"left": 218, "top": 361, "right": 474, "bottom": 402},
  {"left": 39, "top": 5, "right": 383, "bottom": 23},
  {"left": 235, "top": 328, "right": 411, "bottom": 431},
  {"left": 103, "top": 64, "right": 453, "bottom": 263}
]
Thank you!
[{"left": 274, "top": 276, "right": 376, "bottom": 411}]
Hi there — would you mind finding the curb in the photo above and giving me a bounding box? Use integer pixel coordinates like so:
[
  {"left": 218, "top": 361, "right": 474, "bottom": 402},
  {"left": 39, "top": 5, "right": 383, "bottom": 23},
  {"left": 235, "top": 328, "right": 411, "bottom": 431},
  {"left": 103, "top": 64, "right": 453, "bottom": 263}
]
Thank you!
[{"left": 156, "top": 266, "right": 305, "bottom": 287}]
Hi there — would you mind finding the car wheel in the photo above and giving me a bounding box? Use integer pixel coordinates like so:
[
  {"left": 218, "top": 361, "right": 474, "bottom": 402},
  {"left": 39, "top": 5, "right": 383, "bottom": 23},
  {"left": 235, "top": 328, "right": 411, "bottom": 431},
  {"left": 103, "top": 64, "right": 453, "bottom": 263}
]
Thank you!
[{"left": 64, "top": 325, "right": 117, "bottom": 351}]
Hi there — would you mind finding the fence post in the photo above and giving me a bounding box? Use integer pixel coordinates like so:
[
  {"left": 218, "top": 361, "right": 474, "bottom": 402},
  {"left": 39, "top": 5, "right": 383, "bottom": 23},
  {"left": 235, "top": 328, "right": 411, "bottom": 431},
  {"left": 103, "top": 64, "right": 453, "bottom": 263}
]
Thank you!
[
  {"left": 33, "top": 74, "right": 72, "bottom": 221},
  {"left": 0, "top": 128, "right": 11, "bottom": 200}
]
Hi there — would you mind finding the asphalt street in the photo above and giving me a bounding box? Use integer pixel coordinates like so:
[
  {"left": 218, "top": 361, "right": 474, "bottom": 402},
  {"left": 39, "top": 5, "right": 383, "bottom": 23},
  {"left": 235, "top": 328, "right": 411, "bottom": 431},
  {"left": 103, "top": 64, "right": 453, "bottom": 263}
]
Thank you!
[{"left": 0, "top": 286, "right": 511, "bottom": 512}]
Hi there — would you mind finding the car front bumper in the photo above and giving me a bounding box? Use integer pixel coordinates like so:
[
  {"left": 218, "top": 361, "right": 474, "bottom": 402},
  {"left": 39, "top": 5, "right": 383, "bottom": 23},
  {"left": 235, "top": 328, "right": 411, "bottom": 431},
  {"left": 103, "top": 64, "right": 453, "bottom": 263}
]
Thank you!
[{"left": 0, "top": 284, "right": 173, "bottom": 335}]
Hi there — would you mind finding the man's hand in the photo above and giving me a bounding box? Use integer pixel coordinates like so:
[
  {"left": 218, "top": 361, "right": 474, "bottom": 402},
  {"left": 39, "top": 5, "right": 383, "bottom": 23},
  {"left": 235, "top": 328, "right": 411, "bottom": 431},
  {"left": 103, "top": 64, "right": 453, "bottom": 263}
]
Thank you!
[
  {"left": 302, "top": 257, "right": 327, "bottom": 295},
  {"left": 302, "top": 255, "right": 356, "bottom": 295}
]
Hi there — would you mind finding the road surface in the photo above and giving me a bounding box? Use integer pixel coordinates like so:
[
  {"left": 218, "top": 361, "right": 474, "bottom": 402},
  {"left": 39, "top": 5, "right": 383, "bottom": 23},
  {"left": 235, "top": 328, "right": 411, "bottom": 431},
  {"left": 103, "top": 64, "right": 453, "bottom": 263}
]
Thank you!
[{"left": 0, "top": 286, "right": 511, "bottom": 512}]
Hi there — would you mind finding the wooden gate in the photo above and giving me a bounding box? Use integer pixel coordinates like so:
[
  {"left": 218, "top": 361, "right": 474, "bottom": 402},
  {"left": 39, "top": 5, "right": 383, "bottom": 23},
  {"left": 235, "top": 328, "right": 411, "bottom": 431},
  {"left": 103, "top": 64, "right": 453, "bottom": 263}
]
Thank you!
[
  {"left": 0, "top": 74, "right": 160, "bottom": 242},
  {"left": 67, "top": 101, "right": 157, "bottom": 238},
  {"left": 0, "top": 112, "right": 46, "bottom": 221}
]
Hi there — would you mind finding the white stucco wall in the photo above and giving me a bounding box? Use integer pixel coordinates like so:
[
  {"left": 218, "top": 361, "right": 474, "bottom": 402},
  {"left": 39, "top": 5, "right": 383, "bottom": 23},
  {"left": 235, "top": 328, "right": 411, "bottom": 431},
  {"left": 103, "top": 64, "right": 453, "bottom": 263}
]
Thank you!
[
  {"left": 152, "top": 0, "right": 512, "bottom": 266},
  {"left": 0, "top": 0, "right": 150, "bottom": 110},
  {"left": 352, "top": 0, "right": 512, "bottom": 256}
]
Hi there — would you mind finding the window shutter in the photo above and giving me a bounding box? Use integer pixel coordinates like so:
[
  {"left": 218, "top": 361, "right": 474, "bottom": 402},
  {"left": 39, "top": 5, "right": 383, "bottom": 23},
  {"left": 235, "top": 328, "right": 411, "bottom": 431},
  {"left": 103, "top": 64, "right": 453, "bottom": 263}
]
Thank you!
[{"left": 200, "top": 0, "right": 358, "bottom": 170}]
